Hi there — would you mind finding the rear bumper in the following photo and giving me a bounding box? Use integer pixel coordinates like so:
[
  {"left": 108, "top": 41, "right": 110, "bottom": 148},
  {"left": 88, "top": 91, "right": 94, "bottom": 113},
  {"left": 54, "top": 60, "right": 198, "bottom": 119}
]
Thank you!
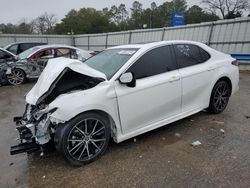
[{"left": 231, "top": 67, "right": 239, "bottom": 96}]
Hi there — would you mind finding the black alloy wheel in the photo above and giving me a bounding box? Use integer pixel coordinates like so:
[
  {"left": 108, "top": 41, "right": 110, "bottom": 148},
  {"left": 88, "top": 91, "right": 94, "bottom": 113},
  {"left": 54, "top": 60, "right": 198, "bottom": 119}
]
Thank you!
[
  {"left": 58, "top": 112, "right": 110, "bottom": 166},
  {"left": 208, "top": 80, "right": 231, "bottom": 114}
]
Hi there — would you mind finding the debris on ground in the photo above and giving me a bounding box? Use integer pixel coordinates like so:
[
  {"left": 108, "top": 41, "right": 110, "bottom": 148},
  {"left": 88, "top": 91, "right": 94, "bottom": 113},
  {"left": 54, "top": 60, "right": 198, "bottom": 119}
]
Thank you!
[
  {"left": 42, "top": 175, "right": 46, "bottom": 179},
  {"left": 162, "top": 137, "right": 166, "bottom": 140},
  {"left": 190, "top": 119, "right": 194, "bottom": 122},
  {"left": 220, "top": 129, "right": 225, "bottom": 134},
  {"left": 213, "top": 121, "right": 225, "bottom": 125},
  {"left": 133, "top": 138, "right": 137, "bottom": 142},
  {"left": 9, "top": 162, "right": 14, "bottom": 166},
  {"left": 139, "top": 155, "right": 142, "bottom": 158},
  {"left": 191, "top": 141, "right": 202, "bottom": 146},
  {"left": 175, "top": 133, "right": 181, "bottom": 138}
]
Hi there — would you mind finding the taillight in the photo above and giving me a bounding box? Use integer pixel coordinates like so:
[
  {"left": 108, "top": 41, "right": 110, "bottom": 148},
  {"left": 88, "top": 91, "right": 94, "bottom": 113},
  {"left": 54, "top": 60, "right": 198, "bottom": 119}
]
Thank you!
[{"left": 232, "top": 60, "right": 239, "bottom": 66}]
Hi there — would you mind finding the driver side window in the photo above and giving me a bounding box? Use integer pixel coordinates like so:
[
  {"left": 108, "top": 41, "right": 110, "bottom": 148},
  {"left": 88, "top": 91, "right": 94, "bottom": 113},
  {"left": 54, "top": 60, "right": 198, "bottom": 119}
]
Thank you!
[{"left": 126, "top": 45, "right": 176, "bottom": 79}]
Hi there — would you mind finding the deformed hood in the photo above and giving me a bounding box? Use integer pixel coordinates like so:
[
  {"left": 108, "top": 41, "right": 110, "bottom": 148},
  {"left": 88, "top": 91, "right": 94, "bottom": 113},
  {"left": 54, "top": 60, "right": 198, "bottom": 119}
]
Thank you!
[{"left": 26, "top": 57, "right": 107, "bottom": 105}]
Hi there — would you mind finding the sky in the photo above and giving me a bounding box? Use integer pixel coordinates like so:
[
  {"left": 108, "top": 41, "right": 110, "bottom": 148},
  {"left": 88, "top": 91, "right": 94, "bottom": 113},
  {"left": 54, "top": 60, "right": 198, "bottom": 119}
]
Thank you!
[{"left": 0, "top": 0, "right": 198, "bottom": 24}]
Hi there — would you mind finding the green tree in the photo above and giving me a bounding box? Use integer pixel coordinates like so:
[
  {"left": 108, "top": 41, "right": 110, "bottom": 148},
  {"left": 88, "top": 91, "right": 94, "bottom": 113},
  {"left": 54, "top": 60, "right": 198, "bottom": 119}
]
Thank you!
[
  {"left": 130, "top": 1, "right": 143, "bottom": 29},
  {"left": 54, "top": 8, "right": 111, "bottom": 34},
  {"left": 157, "top": 0, "right": 187, "bottom": 27},
  {"left": 186, "top": 5, "right": 219, "bottom": 24}
]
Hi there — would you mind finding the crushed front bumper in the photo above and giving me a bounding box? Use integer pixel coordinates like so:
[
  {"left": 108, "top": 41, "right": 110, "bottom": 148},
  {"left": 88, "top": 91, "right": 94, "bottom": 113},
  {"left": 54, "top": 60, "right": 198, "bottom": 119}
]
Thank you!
[{"left": 10, "top": 116, "right": 39, "bottom": 155}]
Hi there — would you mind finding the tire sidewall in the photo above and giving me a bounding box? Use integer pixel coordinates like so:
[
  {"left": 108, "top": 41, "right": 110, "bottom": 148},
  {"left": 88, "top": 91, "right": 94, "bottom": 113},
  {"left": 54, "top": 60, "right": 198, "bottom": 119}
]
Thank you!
[
  {"left": 60, "top": 112, "right": 110, "bottom": 166},
  {"left": 7, "top": 68, "right": 26, "bottom": 85},
  {"left": 209, "top": 80, "right": 230, "bottom": 114}
]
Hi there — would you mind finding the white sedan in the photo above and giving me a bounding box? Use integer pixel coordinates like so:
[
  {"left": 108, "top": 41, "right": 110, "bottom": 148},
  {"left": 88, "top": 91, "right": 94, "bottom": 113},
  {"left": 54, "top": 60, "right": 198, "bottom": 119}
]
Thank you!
[{"left": 11, "top": 40, "right": 239, "bottom": 165}]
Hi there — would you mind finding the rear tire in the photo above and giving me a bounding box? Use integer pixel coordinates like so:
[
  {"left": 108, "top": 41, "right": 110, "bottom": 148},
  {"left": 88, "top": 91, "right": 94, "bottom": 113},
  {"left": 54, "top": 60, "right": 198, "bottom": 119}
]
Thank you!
[
  {"left": 208, "top": 80, "right": 231, "bottom": 114},
  {"left": 56, "top": 112, "right": 110, "bottom": 166}
]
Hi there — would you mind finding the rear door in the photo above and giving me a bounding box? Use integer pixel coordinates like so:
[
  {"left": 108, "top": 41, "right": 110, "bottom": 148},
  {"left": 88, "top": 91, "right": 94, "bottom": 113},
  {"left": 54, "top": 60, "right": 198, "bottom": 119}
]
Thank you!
[
  {"left": 28, "top": 48, "right": 55, "bottom": 77},
  {"left": 174, "top": 44, "right": 215, "bottom": 112},
  {"left": 115, "top": 45, "right": 181, "bottom": 134}
]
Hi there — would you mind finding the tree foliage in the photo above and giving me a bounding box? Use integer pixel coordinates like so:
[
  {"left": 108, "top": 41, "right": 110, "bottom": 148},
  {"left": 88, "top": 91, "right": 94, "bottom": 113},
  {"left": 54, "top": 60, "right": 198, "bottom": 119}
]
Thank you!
[
  {"left": 202, "top": 0, "right": 250, "bottom": 19},
  {"left": 1, "top": 0, "right": 249, "bottom": 35},
  {"left": 186, "top": 5, "right": 219, "bottom": 24}
]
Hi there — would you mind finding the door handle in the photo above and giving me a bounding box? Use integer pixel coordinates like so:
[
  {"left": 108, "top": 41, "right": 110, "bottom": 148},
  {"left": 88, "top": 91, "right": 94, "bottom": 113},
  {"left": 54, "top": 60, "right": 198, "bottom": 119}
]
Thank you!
[{"left": 169, "top": 76, "right": 180, "bottom": 83}]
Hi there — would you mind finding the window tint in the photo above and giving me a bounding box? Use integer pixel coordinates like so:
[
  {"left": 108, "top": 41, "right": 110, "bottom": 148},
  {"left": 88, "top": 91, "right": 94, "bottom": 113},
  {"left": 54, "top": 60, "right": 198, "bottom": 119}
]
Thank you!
[
  {"left": 174, "top": 44, "right": 210, "bottom": 68},
  {"left": 127, "top": 45, "right": 176, "bottom": 79},
  {"left": 7, "top": 44, "right": 18, "bottom": 55},
  {"left": 19, "top": 43, "right": 33, "bottom": 53}
]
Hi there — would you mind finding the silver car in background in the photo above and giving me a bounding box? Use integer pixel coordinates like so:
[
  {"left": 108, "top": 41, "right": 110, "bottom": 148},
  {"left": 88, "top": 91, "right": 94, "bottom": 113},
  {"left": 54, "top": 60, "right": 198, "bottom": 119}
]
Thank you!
[{"left": 6, "top": 45, "right": 94, "bottom": 85}]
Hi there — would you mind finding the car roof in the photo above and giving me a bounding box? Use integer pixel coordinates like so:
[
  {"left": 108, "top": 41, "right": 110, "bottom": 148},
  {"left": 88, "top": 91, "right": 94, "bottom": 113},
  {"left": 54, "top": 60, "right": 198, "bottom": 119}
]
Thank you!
[
  {"left": 108, "top": 40, "right": 206, "bottom": 50},
  {"left": 34, "top": 44, "right": 82, "bottom": 50}
]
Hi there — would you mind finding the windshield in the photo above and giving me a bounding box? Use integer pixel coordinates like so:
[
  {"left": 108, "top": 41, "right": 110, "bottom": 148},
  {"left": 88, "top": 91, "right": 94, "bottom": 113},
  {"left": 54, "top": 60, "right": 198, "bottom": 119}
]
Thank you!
[
  {"left": 85, "top": 48, "right": 138, "bottom": 80},
  {"left": 18, "top": 47, "right": 41, "bottom": 59}
]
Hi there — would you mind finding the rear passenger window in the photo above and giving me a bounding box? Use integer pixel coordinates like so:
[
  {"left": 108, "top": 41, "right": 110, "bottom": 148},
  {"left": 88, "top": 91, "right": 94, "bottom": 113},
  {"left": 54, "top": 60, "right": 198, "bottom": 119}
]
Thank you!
[
  {"left": 127, "top": 45, "right": 176, "bottom": 79},
  {"left": 174, "top": 44, "right": 210, "bottom": 68}
]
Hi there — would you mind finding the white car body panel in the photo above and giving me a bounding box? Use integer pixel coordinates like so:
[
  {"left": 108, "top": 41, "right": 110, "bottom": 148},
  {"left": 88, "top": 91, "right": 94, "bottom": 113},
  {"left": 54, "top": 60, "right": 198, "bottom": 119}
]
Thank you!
[
  {"left": 25, "top": 40, "right": 239, "bottom": 143},
  {"left": 114, "top": 70, "right": 181, "bottom": 134},
  {"left": 26, "top": 57, "right": 106, "bottom": 105}
]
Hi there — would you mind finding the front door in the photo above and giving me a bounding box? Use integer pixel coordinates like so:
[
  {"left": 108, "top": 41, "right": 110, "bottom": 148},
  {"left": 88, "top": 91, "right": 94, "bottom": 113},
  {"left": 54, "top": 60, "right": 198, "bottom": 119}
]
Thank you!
[{"left": 115, "top": 45, "right": 181, "bottom": 134}]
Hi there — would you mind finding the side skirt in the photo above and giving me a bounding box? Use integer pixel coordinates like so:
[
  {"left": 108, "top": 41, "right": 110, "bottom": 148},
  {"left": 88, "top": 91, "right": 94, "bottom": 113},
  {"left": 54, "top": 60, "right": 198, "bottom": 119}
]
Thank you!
[{"left": 115, "top": 106, "right": 208, "bottom": 143}]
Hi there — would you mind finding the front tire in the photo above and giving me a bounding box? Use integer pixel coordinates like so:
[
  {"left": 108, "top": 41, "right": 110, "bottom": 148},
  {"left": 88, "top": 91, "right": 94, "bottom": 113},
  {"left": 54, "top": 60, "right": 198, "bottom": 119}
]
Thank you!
[
  {"left": 7, "top": 68, "right": 26, "bottom": 85},
  {"left": 58, "top": 112, "right": 110, "bottom": 166},
  {"left": 208, "top": 80, "right": 231, "bottom": 114}
]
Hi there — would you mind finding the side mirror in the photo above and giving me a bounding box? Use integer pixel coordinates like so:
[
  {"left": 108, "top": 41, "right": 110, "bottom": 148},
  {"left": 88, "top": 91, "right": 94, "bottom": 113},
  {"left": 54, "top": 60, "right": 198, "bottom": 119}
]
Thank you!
[{"left": 119, "top": 72, "right": 136, "bottom": 88}]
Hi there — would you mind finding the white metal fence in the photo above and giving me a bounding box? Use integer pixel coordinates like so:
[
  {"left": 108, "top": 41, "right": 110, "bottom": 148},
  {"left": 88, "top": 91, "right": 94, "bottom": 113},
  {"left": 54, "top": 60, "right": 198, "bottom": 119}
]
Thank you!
[
  {"left": 0, "top": 34, "right": 73, "bottom": 47},
  {"left": 1, "top": 17, "right": 250, "bottom": 55}
]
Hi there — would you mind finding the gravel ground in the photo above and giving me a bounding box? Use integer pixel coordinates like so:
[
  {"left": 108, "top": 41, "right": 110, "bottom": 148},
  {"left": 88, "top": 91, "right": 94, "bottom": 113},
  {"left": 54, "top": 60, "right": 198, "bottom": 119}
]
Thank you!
[{"left": 0, "top": 71, "right": 250, "bottom": 188}]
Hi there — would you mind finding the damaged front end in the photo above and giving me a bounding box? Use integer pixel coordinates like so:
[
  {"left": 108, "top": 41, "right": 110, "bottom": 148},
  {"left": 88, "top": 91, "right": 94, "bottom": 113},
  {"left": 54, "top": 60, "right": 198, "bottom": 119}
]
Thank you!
[
  {"left": 10, "top": 58, "right": 106, "bottom": 156},
  {"left": 11, "top": 104, "right": 57, "bottom": 156}
]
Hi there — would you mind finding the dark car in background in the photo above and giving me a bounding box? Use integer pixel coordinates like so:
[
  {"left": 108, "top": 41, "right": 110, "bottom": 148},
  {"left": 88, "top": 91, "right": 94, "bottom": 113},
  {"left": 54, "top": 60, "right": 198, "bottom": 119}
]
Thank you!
[
  {"left": 4, "top": 42, "right": 47, "bottom": 55},
  {"left": 0, "top": 48, "right": 17, "bottom": 85}
]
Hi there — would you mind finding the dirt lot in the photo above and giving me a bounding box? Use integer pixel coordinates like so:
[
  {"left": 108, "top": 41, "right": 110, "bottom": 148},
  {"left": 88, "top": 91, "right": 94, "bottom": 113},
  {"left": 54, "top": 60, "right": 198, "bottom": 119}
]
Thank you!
[{"left": 0, "top": 72, "right": 250, "bottom": 188}]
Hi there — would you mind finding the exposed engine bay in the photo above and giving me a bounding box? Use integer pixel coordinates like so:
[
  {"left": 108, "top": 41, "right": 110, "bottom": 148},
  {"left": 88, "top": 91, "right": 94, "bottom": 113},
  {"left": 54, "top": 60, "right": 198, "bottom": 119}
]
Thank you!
[{"left": 10, "top": 58, "right": 105, "bottom": 156}]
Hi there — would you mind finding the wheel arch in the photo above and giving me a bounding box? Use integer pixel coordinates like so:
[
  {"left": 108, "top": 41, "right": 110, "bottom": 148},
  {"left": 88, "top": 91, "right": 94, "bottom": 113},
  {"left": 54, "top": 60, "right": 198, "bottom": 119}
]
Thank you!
[
  {"left": 81, "top": 109, "right": 117, "bottom": 139},
  {"left": 214, "top": 76, "right": 232, "bottom": 96},
  {"left": 54, "top": 109, "right": 118, "bottom": 146}
]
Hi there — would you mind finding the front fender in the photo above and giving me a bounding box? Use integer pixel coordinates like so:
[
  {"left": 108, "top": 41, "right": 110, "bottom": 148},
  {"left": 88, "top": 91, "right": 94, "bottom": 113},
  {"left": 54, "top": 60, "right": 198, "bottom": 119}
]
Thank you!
[{"left": 48, "top": 86, "right": 122, "bottom": 139}]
